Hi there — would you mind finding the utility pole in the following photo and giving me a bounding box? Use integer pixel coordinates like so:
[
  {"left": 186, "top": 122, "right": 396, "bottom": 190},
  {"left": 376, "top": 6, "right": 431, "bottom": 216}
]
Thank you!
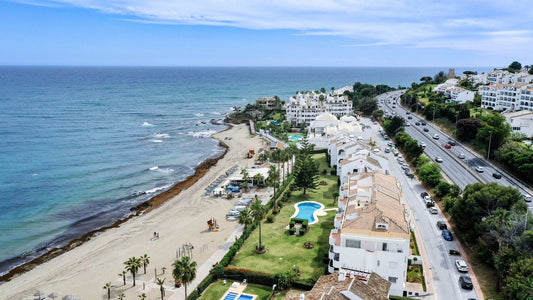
[
  {"left": 487, "top": 131, "right": 493, "bottom": 160},
  {"left": 432, "top": 105, "right": 436, "bottom": 122}
]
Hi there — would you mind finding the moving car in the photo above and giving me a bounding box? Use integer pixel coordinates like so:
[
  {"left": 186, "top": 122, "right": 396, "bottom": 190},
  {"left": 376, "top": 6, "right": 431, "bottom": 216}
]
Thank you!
[
  {"left": 442, "top": 229, "right": 453, "bottom": 241},
  {"left": 429, "top": 207, "right": 438, "bottom": 214},
  {"left": 436, "top": 221, "right": 447, "bottom": 230},
  {"left": 475, "top": 166, "right": 484, "bottom": 173},
  {"left": 447, "top": 140, "right": 457, "bottom": 146},
  {"left": 523, "top": 194, "right": 533, "bottom": 202},
  {"left": 405, "top": 122, "right": 410, "bottom": 127},
  {"left": 420, "top": 142, "right": 426, "bottom": 148},
  {"left": 445, "top": 143, "right": 452, "bottom": 149},
  {"left": 492, "top": 172, "right": 502, "bottom": 179},
  {"left": 384, "top": 147, "right": 391, "bottom": 153},
  {"left": 459, "top": 275, "right": 473, "bottom": 290},
  {"left": 421, "top": 121, "right": 427, "bottom": 125},
  {"left": 455, "top": 259, "right": 469, "bottom": 272},
  {"left": 423, "top": 127, "right": 429, "bottom": 132},
  {"left": 433, "top": 134, "right": 440, "bottom": 140},
  {"left": 408, "top": 115, "right": 413, "bottom": 119},
  {"left": 435, "top": 156, "right": 443, "bottom": 163},
  {"left": 457, "top": 153, "right": 465, "bottom": 159},
  {"left": 415, "top": 122, "right": 420, "bottom": 126}
]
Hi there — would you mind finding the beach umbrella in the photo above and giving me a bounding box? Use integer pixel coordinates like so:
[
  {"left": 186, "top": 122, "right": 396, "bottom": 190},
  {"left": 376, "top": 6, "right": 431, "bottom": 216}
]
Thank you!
[
  {"left": 48, "top": 292, "right": 58, "bottom": 299},
  {"left": 62, "top": 295, "right": 77, "bottom": 300}
]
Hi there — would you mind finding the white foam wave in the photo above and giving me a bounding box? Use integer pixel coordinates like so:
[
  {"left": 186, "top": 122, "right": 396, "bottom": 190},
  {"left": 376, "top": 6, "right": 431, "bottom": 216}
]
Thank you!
[
  {"left": 150, "top": 139, "right": 163, "bottom": 143},
  {"left": 194, "top": 113, "right": 204, "bottom": 117},
  {"left": 153, "top": 133, "right": 170, "bottom": 138},
  {"left": 149, "top": 166, "right": 159, "bottom": 171},
  {"left": 141, "top": 122, "right": 154, "bottom": 127},
  {"left": 145, "top": 184, "right": 173, "bottom": 194},
  {"left": 187, "top": 130, "right": 217, "bottom": 138}
]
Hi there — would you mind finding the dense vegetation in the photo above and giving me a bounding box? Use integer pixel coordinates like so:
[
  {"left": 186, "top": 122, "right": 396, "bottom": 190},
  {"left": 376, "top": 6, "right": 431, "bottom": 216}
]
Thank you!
[{"left": 343, "top": 82, "right": 397, "bottom": 115}]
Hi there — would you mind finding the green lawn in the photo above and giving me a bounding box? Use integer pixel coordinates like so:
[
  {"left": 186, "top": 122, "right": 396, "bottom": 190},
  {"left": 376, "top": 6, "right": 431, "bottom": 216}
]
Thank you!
[
  {"left": 200, "top": 280, "right": 273, "bottom": 300},
  {"left": 311, "top": 153, "right": 336, "bottom": 175},
  {"left": 230, "top": 157, "right": 337, "bottom": 281}
]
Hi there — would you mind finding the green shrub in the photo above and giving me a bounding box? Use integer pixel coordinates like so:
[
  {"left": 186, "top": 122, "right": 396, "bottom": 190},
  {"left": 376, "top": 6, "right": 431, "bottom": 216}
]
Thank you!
[
  {"left": 266, "top": 214, "right": 274, "bottom": 223},
  {"left": 272, "top": 208, "right": 279, "bottom": 215},
  {"left": 289, "top": 220, "right": 295, "bottom": 228},
  {"left": 289, "top": 228, "right": 296, "bottom": 235},
  {"left": 302, "top": 220, "right": 308, "bottom": 229}
]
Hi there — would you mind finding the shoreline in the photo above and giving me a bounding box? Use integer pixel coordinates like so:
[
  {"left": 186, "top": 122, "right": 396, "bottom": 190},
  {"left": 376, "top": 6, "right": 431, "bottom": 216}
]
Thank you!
[{"left": 0, "top": 126, "right": 232, "bottom": 283}]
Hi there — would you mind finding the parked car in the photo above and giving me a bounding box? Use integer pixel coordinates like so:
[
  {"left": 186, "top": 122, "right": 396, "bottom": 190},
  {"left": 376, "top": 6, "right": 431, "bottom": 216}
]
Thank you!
[
  {"left": 459, "top": 275, "right": 473, "bottom": 290},
  {"left": 421, "top": 192, "right": 429, "bottom": 198},
  {"left": 429, "top": 207, "right": 438, "bottom": 214},
  {"left": 492, "top": 172, "right": 502, "bottom": 179},
  {"left": 383, "top": 135, "right": 389, "bottom": 140},
  {"left": 436, "top": 221, "right": 447, "bottom": 230},
  {"left": 523, "top": 194, "right": 533, "bottom": 202},
  {"left": 445, "top": 143, "right": 452, "bottom": 149},
  {"left": 457, "top": 153, "right": 465, "bottom": 159},
  {"left": 423, "top": 127, "right": 429, "bottom": 132},
  {"left": 384, "top": 147, "right": 391, "bottom": 153},
  {"left": 435, "top": 156, "right": 443, "bottom": 163},
  {"left": 442, "top": 229, "right": 453, "bottom": 241},
  {"left": 433, "top": 134, "right": 440, "bottom": 140},
  {"left": 475, "top": 166, "right": 484, "bottom": 173},
  {"left": 455, "top": 259, "right": 469, "bottom": 272}
]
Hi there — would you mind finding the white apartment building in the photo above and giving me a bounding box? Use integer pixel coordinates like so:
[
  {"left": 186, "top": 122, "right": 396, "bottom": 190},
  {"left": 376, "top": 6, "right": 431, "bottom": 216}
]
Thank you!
[
  {"left": 503, "top": 110, "right": 533, "bottom": 138},
  {"left": 486, "top": 69, "right": 531, "bottom": 85},
  {"left": 329, "top": 172, "right": 410, "bottom": 297},
  {"left": 434, "top": 79, "right": 475, "bottom": 103},
  {"left": 285, "top": 92, "right": 353, "bottom": 125},
  {"left": 337, "top": 152, "right": 389, "bottom": 184},
  {"left": 307, "top": 113, "right": 362, "bottom": 149},
  {"left": 480, "top": 83, "right": 533, "bottom": 111}
]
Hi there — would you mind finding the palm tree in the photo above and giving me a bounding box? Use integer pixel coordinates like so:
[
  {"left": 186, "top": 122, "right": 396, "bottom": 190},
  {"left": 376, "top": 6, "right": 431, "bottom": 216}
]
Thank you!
[
  {"left": 267, "top": 165, "right": 280, "bottom": 197},
  {"left": 140, "top": 254, "right": 150, "bottom": 274},
  {"left": 238, "top": 208, "right": 253, "bottom": 229},
  {"left": 241, "top": 168, "right": 250, "bottom": 191},
  {"left": 118, "top": 293, "right": 126, "bottom": 300},
  {"left": 257, "top": 152, "right": 269, "bottom": 164},
  {"left": 138, "top": 293, "right": 147, "bottom": 300},
  {"left": 250, "top": 199, "right": 266, "bottom": 251},
  {"left": 161, "top": 266, "right": 167, "bottom": 274},
  {"left": 286, "top": 144, "right": 298, "bottom": 175},
  {"left": 124, "top": 256, "right": 142, "bottom": 286},
  {"left": 253, "top": 173, "right": 265, "bottom": 188},
  {"left": 271, "top": 148, "right": 283, "bottom": 173},
  {"left": 487, "top": 208, "right": 513, "bottom": 252},
  {"left": 156, "top": 277, "right": 166, "bottom": 300},
  {"left": 173, "top": 256, "right": 198, "bottom": 299},
  {"left": 119, "top": 270, "right": 126, "bottom": 285},
  {"left": 332, "top": 191, "right": 339, "bottom": 205},
  {"left": 102, "top": 282, "right": 113, "bottom": 300}
]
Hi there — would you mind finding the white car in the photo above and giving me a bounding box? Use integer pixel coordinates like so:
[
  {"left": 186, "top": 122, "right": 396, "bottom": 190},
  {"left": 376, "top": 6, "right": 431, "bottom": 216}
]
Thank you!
[
  {"left": 475, "top": 166, "right": 484, "bottom": 173},
  {"left": 429, "top": 207, "right": 438, "bottom": 214},
  {"left": 433, "top": 134, "right": 440, "bottom": 140},
  {"left": 523, "top": 194, "right": 533, "bottom": 202},
  {"left": 455, "top": 259, "right": 468, "bottom": 272},
  {"left": 435, "top": 156, "right": 443, "bottom": 163}
]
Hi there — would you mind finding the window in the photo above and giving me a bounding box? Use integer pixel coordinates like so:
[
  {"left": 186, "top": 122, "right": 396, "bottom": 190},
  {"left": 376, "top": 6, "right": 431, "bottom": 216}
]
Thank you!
[
  {"left": 388, "top": 277, "right": 398, "bottom": 283},
  {"left": 345, "top": 239, "right": 361, "bottom": 248},
  {"left": 334, "top": 253, "right": 340, "bottom": 261},
  {"left": 382, "top": 242, "right": 388, "bottom": 251}
]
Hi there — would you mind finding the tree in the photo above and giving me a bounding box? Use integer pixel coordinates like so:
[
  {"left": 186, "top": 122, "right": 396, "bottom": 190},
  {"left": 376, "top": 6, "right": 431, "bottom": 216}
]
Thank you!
[
  {"left": 359, "top": 97, "right": 377, "bottom": 115},
  {"left": 156, "top": 277, "right": 166, "bottom": 300},
  {"left": 383, "top": 116, "right": 404, "bottom": 137},
  {"left": 372, "top": 109, "right": 384, "bottom": 120},
  {"left": 267, "top": 165, "right": 280, "bottom": 196},
  {"left": 238, "top": 208, "right": 253, "bottom": 229},
  {"left": 332, "top": 191, "right": 339, "bottom": 205},
  {"left": 250, "top": 199, "right": 267, "bottom": 251},
  {"left": 293, "top": 154, "right": 319, "bottom": 195},
  {"left": 420, "top": 76, "right": 433, "bottom": 84},
  {"left": 102, "top": 282, "right": 113, "bottom": 300},
  {"left": 418, "top": 163, "right": 442, "bottom": 187},
  {"left": 124, "top": 256, "right": 141, "bottom": 286},
  {"left": 486, "top": 208, "right": 514, "bottom": 252},
  {"left": 320, "top": 87, "right": 326, "bottom": 93},
  {"left": 138, "top": 293, "right": 147, "bottom": 300},
  {"left": 118, "top": 293, "right": 126, "bottom": 300},
  {"left": 508, "top": 61, "right": 522, "bottom": 72},
  {"left": 529, "top": 65, "right": 533, "bottom": 75},
  {"left": 172, "top": 256, "right": 197, "bottom": 299},
  {"left": 503, "top": 257, "right": 533, "bottom": 299},
  {"left": 119, "top": 270, "right": 126, "bottom": 285},
  {"left": 140, "top": 254, "right": 150, "bottom": 274},
  {"left": 253, "top": 173, "right": 265, "bottom": 188},
  {"left": 241, "top": 168, "right": 250, "bottom": 191},
  {"left": 456, "top": 118, "right": 482, "bottom": 141}
]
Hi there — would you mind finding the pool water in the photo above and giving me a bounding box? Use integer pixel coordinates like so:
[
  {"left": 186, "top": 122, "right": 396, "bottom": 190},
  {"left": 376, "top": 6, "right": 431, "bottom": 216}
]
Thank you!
[
  {"left": 224, "top": 292, "right": 238, "bottom": 300},
  {"left": 295, "top": 202, "right": 321, "bottom": 223},
  {"left": 238, "top": 295, "right": 254, "bottom": 300},
  {"left": 288, "top": 135, "right": 302, "bottom": 141}
]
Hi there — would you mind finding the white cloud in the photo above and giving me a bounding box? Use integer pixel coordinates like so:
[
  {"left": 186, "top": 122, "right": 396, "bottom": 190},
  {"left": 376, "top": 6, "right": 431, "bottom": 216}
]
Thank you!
[{"left": 23, "top": 0, "right": 533, "bottom": 53}]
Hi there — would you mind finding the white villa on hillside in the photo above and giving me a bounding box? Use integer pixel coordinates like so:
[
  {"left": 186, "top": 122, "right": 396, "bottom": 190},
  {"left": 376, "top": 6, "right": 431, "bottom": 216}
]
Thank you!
[
  {"left": 329, "top": 172, "right": 410, "bottom": 296},
  {"left": 480, "top": 83, "right": 533, "bottom": 111},
  {"left": 285, "top": 91, "right": 353, "bottom": 125},
  {"left": 502, "top": 110, "right": 533, "bottom": 138},
  {"left": 434, "top": 79, "right": 475, "bottom": 103}
]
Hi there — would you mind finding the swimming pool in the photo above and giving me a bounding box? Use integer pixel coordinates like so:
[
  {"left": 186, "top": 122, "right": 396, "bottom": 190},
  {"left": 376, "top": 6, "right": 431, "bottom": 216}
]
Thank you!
[
  {"left": 294, "top": 202, "right": 322, "bottom": 223},
  {"left": 288, "top": 135, "right": 302, "bottom": 141},
  {"left": 223, "top": 292, "right": 238, "bottom": 300},
  {"left": 238, "top": 295, "right": 254, "bottom": 300}
]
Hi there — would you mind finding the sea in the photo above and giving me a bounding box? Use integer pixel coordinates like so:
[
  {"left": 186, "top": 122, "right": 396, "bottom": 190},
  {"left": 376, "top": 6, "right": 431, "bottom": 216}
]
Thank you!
[{"left": 0, "top": 66, "right": 491, "bottom": 276}]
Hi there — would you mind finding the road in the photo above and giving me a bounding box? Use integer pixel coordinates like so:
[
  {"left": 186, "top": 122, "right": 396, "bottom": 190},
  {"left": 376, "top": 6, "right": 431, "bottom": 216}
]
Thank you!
[{"left": 371, "top": 91, "right": 480, "bottom": 299}]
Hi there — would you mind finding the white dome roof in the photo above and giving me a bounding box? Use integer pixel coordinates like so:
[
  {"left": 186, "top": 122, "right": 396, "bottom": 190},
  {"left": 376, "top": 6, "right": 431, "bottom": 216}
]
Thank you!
[
  {"left": 340, "top": 115, "right": 357, "bottom": 123},
  {"left": 315, "top": 112, "right": 338, "bottom": 121}
]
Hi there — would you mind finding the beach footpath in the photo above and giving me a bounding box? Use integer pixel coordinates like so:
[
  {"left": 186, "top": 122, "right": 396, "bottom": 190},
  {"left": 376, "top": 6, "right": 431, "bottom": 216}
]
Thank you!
[{"left": 0, "top": 124, "right": 266, "bottom": 300}]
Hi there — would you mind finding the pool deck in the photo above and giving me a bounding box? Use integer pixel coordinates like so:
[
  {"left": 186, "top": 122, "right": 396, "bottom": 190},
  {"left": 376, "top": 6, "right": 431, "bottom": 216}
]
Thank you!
[
  {"left": 220, "top": 281, "right": 257, "bottom": 300},
  {"left": 290, "top": 201, "right": 327, "bottom": 225}
]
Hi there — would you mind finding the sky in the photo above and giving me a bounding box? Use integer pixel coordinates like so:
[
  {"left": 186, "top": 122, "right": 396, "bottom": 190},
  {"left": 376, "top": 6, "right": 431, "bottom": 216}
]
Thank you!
[{"left": 0, "top": 0, "right": 532, "bottom": 67}]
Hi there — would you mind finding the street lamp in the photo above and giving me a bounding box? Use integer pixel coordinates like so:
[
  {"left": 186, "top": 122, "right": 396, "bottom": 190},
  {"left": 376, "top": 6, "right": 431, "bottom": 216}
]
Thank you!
[
  {"left": 454, "top": 114, "right": 458, "bottom": 137},
  {"left": 432, "top": 105, "right": 436, "bottom": 122},
  {"left": 487, "top": 130, "right": 493, "bottom": 160}
]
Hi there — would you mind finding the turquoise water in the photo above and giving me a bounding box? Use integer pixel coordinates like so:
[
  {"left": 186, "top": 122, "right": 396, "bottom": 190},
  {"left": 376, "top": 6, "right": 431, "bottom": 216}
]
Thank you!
[
  {"left": 238, "top": 295, "right": 254, "bottom": 300},
  {"left": 0, "top": 66, "right": 492, "bottom": 275},
  {"left": 288, "top": 135, "right": 302, "bottom": 141},
  {"left": 295, "top": 202, "right": 322, "bottom": 223},
  {"left": 224, "top": 292, "right": 238, "bottom": 300}
]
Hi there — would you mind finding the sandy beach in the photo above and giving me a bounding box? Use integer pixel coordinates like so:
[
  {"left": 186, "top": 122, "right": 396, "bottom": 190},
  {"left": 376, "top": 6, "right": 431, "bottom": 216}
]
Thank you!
[{"left": 0, "top": 124, "right": 266, "bottom": 300}]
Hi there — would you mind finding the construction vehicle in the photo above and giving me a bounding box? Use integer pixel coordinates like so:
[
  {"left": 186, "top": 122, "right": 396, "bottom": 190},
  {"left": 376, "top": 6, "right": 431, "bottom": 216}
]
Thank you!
[{"left": 207, "top": 218, "right": 219, "bottom": 231}]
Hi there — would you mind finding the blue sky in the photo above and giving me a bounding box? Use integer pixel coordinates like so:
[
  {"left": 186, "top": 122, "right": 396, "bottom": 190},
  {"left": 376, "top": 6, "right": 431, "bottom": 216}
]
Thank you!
[{"left": 1, "top": 0, "right": 532, "bottom": 67}]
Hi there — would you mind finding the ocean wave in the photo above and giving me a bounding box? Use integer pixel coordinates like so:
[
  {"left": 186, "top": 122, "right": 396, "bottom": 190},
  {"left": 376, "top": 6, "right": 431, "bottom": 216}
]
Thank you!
[
  {"left": 145, "top": 184, "right": 173, "bottom": 194},
  {"left": 194, "top": 113, "right": 204, "bottom": 117},
  {"left": 149, "top": 166, "right": 175, "bottom": 174},
  {"left": 141, "top": 122, "right": 154, "bottom": 127},
  {"left": 149, "top": 166, "right": 159, "bottom": 171},
  {"left": 153, "top": 133, "right": 170, "bottom": 138},
  {"left": 150, "top": 139, "right": 163, "bottom": 143},
  {"left": 187, "top": 130, "right": 217, "bottom": 138}
]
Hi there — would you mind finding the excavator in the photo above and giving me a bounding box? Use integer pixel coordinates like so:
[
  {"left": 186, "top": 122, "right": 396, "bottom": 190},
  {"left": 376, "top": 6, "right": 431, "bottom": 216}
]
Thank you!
[{"left": 207, "top": 218, "right": 219, "bottom": 231}]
